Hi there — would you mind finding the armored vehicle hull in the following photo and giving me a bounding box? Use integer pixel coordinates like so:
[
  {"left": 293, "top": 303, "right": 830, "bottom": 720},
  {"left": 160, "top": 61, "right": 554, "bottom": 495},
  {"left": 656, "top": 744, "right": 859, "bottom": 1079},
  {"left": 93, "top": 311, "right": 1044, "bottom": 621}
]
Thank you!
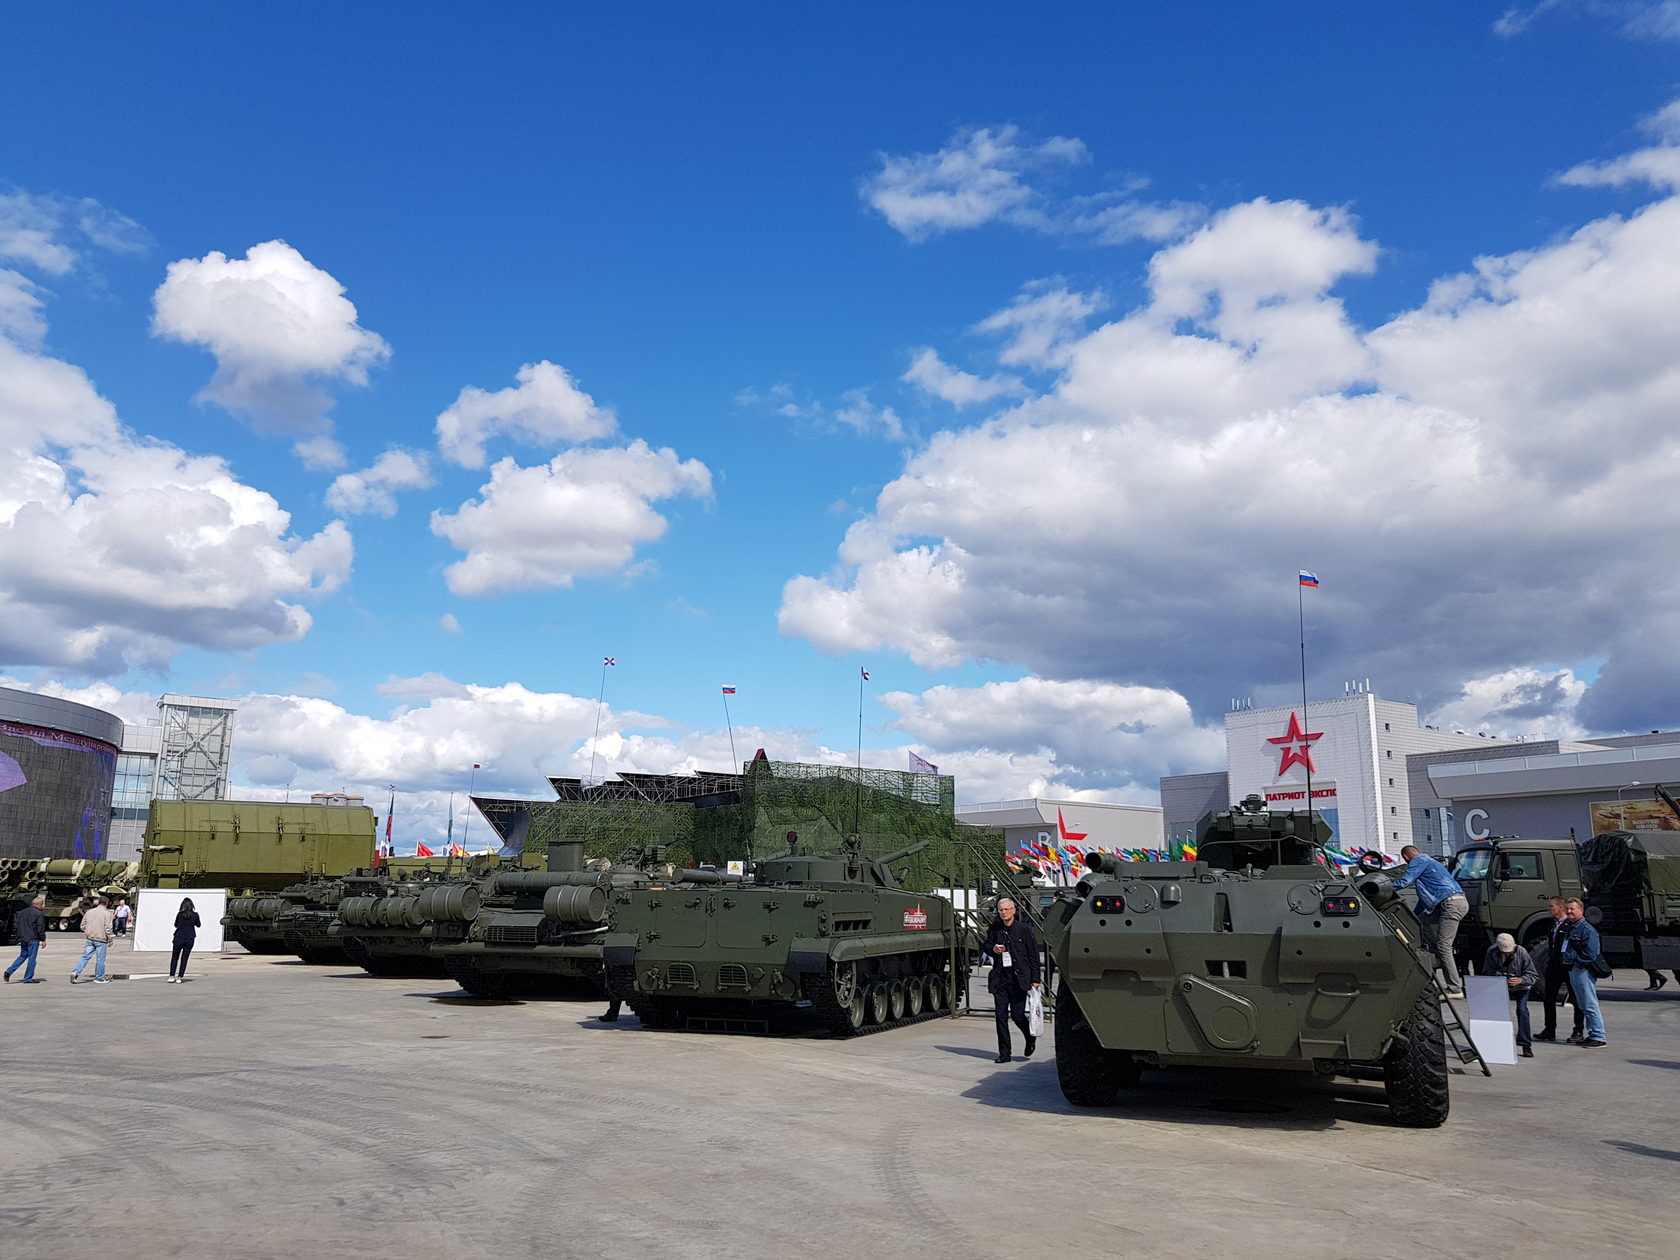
[
  {"left": 1045, "top": 798, "right": 1447, "bottom": 1127},
  {"left": 603, "top": 844, "right": 967, "bottom": 1035}
]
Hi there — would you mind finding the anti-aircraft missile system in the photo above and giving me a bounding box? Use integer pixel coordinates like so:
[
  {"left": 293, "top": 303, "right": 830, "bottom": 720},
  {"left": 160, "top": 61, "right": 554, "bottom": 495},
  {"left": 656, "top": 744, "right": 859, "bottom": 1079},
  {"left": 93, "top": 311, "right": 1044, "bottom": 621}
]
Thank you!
[
  {"left": 1043, "top": 795, "right": 1449, "bottom": 1127},
  {"left": 428, "top": 840, "right": 664, "bottom": 998},
  {"left": 327, "top": 865, "right": 477, "bottom": 978},
  {"left": 602, "top": 835, "right": 966, "bottom": 1035},
  {"left": 224, "top": 875, "right": 362, "bottom": 964}
]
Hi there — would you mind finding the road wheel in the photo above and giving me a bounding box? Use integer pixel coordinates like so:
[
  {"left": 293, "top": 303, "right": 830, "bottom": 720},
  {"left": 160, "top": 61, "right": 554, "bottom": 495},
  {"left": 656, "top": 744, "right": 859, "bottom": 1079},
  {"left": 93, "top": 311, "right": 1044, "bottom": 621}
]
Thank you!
[
  {"left": 867, "top": 983, "right": 890, "bottom": 1026},
  {"left": 905, "top": 975, "right": 926, "bottom": 1017},
  {"left": 1384, "top": 993, "right": 1451, "bottom": 1128},
  {"left": 1054, "top": 983, "right": 1139, "bottom": 1106}
]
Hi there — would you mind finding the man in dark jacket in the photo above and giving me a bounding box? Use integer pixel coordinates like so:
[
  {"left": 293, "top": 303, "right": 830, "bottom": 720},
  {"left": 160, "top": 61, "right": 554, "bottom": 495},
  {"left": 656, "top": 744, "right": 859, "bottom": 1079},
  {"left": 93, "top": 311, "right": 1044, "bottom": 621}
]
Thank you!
[
  {"left": 4, "top": 894, "right": 48, "bottom": 983},
  {"left": 982, "top": 897, "right": 1041, "bottom": 1064},
  {"left": 1534, "top": 897, "right": 1581, "bottom": 1043}
]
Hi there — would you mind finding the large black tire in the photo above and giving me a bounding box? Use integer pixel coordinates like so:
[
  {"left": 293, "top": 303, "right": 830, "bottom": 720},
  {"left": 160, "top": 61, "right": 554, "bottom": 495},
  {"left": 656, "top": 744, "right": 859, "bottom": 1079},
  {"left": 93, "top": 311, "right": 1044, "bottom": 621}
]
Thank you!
[
  {"left": 1054, "top": 983, "right": 1140, "bottom": 1106},
  {"left": 1384, "top": 995, "right": 1451, "bottom": 1128}
]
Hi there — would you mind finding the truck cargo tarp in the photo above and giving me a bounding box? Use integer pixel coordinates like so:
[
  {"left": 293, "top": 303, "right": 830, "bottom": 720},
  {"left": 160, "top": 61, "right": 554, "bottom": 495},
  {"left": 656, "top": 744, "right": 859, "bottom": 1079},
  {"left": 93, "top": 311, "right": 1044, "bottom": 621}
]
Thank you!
[
  {"left": 1577, "top": 830, "right": 1680, "bottom": 930},
  {"left": 1632, "top": 832, "right": 1680, "bottom": 897}
]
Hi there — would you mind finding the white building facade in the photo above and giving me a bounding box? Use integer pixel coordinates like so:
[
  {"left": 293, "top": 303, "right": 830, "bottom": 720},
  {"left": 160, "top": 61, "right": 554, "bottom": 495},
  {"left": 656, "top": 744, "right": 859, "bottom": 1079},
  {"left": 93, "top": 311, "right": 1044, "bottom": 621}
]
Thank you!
[
  {"left": 1218, "top": 693, "right": 1520, "bottom": 858},
  {"left": 957, "top": 797, "right": 1165, "bottom": 867}
]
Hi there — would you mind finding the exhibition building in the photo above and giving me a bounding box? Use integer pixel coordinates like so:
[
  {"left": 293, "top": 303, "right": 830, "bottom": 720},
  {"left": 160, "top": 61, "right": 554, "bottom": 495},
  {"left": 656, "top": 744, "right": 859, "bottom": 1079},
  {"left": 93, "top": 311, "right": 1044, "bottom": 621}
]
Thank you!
[
  {"left": 1160, "top": 686, "right": 1679, "bottom": 858},
  {"left": 0, "top": 686, "right": 238, "bottom": 861}
]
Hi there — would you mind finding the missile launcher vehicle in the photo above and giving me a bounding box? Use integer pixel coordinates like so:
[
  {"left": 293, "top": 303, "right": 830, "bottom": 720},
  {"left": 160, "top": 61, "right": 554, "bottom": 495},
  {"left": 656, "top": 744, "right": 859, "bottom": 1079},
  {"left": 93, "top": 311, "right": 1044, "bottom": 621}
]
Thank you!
[
  {"left": 428, "top": 841, "right": 667, "bottom": 998},
  {"left": 327, "top": 865, "right": 475, "bottom": 978},
  {"left": 1043, "top": 796, "right": 1449, "bottom": 1127},
  {"left": 223, "top": 876, "right": 362, "bottom": 964},
  {"left": 602, "top": 836, "right": 967, "bottom": 1035}
]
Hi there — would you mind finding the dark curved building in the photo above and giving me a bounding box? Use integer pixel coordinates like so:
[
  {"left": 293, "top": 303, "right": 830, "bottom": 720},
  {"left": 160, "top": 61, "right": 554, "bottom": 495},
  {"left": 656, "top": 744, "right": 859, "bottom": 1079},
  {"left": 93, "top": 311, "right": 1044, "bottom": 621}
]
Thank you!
[{"left": 0, "top": 686, "right": 122, "bottom": 860}]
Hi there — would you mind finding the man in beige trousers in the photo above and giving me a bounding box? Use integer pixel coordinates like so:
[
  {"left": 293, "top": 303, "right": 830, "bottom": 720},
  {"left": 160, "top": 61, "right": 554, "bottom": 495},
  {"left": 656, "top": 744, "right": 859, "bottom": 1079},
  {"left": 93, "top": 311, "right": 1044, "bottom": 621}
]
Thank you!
[{"left": 70, "top": 895, "right": 116, "bottom": 984}]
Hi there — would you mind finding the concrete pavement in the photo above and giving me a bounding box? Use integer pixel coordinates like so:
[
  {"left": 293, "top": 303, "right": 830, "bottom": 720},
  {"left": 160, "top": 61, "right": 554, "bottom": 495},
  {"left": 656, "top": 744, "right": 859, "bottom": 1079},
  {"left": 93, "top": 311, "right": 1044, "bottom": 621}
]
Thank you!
[{"left": 2, "top": 938, "right": 1677, "bottom": 1259}]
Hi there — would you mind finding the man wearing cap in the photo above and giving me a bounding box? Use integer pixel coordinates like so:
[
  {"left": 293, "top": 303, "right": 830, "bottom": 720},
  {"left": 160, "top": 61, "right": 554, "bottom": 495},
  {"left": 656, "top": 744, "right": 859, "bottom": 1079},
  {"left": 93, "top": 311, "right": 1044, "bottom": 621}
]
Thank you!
[
  {"left": 1482, "top": 931, "right": 1541, "bottom": 1058},
  {"left": 1390, "top": 845, "right": 1470, "bottom": 998}
]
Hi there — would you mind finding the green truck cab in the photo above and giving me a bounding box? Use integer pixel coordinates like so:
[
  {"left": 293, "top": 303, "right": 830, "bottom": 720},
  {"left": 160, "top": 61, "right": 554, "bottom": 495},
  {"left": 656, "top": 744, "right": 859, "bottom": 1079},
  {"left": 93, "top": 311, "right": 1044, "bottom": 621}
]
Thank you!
[{"left": 1449, "top": 837, "right": 1581, "bottom": 964}]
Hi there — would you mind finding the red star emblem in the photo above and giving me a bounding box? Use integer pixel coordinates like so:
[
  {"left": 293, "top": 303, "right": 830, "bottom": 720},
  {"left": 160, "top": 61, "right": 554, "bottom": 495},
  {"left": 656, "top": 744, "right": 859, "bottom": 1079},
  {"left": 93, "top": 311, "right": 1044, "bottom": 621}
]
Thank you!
[
  {"left": 1267, "top": 711, "right": 1323, "bottom": 776},
  {"left": 1056, "top": 808, "right": 1088, "bottom": 843}
]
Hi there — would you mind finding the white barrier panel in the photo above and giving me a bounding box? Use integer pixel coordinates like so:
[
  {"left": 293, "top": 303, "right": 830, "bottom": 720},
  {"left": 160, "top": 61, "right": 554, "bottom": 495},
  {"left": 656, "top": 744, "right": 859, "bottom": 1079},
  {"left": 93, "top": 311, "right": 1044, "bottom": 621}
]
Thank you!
[
  {"left": 134, "top": 889, "right": 227, "bottom": 953},
  {"left": 1464, "top": 975, "right": 1517, "bottom": 1065}
]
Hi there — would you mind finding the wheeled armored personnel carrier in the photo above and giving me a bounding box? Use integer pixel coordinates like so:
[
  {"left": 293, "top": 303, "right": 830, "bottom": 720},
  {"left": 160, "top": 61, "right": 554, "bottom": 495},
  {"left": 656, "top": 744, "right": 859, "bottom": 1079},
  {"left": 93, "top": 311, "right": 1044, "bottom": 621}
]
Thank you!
[
  {"left": 602, "top": 837, "right": 966, "bottom": 1035},
  {"left": 430, "top": 841, "right": 671, "bottom": 998},
  {"left": 1044, "top": 796, "right": 1447, "bottom": 1127}
]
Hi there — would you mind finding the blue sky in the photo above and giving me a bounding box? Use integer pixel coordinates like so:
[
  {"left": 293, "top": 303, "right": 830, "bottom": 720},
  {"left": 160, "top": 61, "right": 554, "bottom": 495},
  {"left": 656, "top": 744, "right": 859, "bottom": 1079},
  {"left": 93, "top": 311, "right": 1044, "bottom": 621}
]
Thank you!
[{"left": 5, "top": 3, "right": 1680, "bottom": 849}]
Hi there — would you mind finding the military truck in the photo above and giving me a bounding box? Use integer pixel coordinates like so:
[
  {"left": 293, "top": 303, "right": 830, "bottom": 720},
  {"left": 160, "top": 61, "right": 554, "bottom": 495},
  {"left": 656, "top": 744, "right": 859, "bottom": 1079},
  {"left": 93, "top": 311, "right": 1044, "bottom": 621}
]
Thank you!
[
  {"left": 1450, "top": 829, "right": 1680, "bottom": 974},
  {"left": 0, "top": 858, "right": 137, "bottom": 936},
  {"left": 601, "top": 836, "right": 966, "bottom": 1035},
  {"left": 138, "top": 800, "right": 376, "bottom": 892},
  {"left": 1043, "top": 796, "right": 1448, "bottom": 1127},
  {"left": 1447, "top": 836, "right": 1582, "bottom": 967}
]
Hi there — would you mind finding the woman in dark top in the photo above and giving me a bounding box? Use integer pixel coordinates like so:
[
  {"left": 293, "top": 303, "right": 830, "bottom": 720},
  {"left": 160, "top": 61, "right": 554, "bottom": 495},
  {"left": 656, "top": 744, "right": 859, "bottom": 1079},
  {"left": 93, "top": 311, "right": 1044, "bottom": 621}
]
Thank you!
[{"left": 169, "top": 897, "right": 201, "bottom": 983}]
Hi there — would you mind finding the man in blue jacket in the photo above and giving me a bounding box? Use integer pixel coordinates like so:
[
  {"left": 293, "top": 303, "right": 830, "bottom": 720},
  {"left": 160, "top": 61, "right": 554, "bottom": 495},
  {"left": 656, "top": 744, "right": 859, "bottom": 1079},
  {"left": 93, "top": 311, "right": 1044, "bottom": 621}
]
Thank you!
[
  {"left": 1390, "top": 845, "right": 1469, "bottom": 998},
  {"left": 3, "top": 894, "right": 48, "bottom": 983},
  {"left": 1560, "top": 898, "right": 1608, "bottom": 1048}
]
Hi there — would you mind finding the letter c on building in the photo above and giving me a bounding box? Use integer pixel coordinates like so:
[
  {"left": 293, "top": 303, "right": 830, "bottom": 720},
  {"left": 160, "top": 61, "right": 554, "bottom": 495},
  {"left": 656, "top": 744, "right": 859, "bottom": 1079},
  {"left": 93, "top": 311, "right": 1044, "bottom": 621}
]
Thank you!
[{"left": 1464, "top": 808, "right": 1490, "bottom": 842}]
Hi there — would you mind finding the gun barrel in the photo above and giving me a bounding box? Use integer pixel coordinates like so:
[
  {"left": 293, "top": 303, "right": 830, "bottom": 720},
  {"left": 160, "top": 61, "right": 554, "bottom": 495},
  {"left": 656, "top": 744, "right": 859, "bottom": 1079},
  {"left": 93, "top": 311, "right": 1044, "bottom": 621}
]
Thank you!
[
  {"left": 676, "top": 869, "right": 744, "bottom": 885},
  {"left": 875, "top": 839, "right": 931, "bottom": 867}
]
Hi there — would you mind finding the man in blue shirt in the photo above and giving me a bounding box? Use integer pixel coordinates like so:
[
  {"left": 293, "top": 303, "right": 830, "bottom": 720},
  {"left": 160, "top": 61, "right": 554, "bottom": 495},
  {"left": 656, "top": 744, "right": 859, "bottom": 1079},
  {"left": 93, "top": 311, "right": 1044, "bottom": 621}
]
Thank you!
[
  {"left": 1390, "top": 845, "right": 1469, "bottom": 997},
  {"left": 1559, "top": 898, "right": 1608, "bottom": 1048}
]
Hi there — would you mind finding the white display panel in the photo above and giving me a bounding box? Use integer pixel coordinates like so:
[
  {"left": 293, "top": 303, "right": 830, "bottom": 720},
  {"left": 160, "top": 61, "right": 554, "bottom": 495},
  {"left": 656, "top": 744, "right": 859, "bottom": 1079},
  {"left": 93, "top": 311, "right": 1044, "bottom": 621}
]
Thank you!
[{"left": 133, "top": 888, "right": 227, "bottom": 953}]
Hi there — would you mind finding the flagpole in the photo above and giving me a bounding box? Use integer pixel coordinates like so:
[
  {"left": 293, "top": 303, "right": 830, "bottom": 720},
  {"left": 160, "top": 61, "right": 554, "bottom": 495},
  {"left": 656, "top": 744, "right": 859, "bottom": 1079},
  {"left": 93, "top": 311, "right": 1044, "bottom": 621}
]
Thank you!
[
  {"left": 853, "top": 667, "right": 867, "bottom": 841},
  {"left": 721, "top": 687, "right": 738, "bottom": 769},
  {"left": 1299, "top": 573, "right": 1314, "bottom": 823},
  {"left": 589, "top": 655, "right": 613, "bottom": 788},
  {"left": 463, "top": 765, "right": 477, "bottom": 851}
]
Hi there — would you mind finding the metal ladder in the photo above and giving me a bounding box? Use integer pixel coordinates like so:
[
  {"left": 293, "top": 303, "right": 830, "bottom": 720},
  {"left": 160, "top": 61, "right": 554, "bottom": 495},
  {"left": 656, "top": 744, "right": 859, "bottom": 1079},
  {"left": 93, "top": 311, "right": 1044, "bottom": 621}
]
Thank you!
[{"left": 1436, "top": 985, "right": 1492, "bottom": 1076}]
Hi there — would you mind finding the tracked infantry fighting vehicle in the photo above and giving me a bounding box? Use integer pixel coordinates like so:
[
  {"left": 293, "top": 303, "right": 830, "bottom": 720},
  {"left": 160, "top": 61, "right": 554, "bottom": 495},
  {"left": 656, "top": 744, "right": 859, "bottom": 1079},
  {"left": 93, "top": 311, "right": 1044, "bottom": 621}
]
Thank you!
[
  {"left": 603, "top": 836, "right": 966, "bottom": 1035},
  {"left": 1044, "top": 796, "right": 1447, "bottom": 1127},
  {"left": 430, "top": 841, "right": 670, "bottom": 998}
]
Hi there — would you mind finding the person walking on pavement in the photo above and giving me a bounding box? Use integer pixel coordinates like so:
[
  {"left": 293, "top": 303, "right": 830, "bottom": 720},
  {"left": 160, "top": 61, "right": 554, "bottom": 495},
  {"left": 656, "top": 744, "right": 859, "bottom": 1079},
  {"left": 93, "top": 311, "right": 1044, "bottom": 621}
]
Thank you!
[
  {"left": 1560, "top": 898, "right": 1608, "bottom": 1048},
  {"left": 1389, "top": 845, "right": 1470, "bottom": 998},
  {"left": 112, "top": 898, "right": 131, "bottom": 937},
  {"left": 1482, "top": 932, "right": 1541, "bottom": 1057},
  {"left": 168, "top": 897, "right": 201, "bottom": 982},
  {"left": 70, "top": 894, "right": 115, "bottom": 984},
  {"left": 1535, "top": 897, "right": 1581, "bottom": 1043},
  {"left": 982, "top": 896, "right": 1041, "bottom": 1064},
  {"left": 3, "top": 893, "right": 48, "bottom": 983}
]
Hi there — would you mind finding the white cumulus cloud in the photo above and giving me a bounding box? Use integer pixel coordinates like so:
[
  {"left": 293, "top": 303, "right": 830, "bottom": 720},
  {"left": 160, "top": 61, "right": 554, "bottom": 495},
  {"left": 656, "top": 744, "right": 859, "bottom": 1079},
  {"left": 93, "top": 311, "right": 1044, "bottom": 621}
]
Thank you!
[
  {"left": 0, "top": 231, "right": 353, "bottom": 676},
  {"left": 436, "top": 360, "right": 618, "bottom": 469},
  {"left": 782, "top": 115, "right": 1680, "bottom": 738},
  {"left": 325, "top": 448, "right": 433, "bottom": 517},
  {"left": 150, "top": 240, "right": 390, "bottom": 461},
  {"left": 431, "top": 440, "right": 712, "bottom": 597}
]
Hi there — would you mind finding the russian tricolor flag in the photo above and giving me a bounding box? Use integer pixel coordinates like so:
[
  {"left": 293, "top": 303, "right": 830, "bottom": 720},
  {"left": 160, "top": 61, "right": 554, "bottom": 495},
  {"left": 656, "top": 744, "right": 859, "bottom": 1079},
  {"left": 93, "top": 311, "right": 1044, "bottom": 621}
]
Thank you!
[{"left": 1299, "top": 570, "right": 1319, "bottom": 588}]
